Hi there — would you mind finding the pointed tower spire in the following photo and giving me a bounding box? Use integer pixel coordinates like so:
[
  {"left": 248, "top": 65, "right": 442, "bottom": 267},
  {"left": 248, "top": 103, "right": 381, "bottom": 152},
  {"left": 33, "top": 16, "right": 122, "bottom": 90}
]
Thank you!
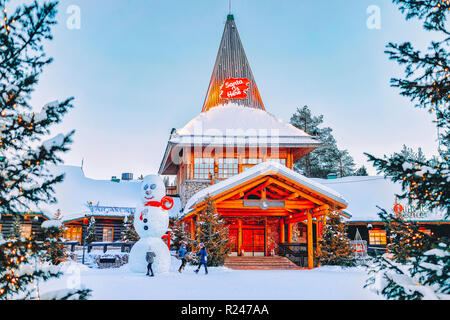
[{"left": 201, "top": 14, "right": 265, "bottom": 112}]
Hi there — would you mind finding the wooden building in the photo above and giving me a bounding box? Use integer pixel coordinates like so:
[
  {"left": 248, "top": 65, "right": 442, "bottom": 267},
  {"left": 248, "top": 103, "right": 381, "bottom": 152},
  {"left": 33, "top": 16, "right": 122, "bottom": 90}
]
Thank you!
[
  {"left": 0, "top": 213, "right": 48, "bottom": 241},
  {"left": 158, "top": 14, "right": 349, "bottom": 269},
  {"left": 313, "top": 175, "right": 450, "bottom": 254}
]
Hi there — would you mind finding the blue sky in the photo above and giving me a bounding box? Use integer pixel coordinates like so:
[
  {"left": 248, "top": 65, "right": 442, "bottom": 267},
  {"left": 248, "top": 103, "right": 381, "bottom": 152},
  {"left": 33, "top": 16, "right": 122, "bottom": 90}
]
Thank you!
[{"left": 19, "top": 0, "right": 439, "bottom": 179}]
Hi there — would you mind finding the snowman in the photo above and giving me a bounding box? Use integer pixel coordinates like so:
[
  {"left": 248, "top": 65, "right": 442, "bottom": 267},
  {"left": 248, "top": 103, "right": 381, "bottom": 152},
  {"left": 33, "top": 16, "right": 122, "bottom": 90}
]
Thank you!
[{"left": 128, "top": 175, "right": 173, "bottom": 274}]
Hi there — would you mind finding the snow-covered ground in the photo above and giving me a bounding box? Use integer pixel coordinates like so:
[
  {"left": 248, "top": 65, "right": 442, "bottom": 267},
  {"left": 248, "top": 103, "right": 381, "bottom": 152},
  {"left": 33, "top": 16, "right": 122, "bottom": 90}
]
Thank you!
[{"left": 38, "top": 256, "right": 381, "bottom": 300}]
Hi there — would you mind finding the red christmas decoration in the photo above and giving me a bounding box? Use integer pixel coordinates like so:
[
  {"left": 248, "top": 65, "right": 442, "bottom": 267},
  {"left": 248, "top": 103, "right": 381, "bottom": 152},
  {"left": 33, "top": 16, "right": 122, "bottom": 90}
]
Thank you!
[
  {"left": 394, "top": 203, "right": 404, "bottom": 214},
  {"left": 144, "top": 196, "right": 174, "bottom": 210},
  {"left": 219, "top": 78, "right": 250, "bottom": 99}
]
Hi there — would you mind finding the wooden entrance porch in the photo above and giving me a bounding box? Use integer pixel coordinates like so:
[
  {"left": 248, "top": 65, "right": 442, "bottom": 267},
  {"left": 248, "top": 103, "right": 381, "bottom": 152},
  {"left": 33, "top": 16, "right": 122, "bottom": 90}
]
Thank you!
[{"left": 182, "top": 163, "right": 348, "bottom": 269}]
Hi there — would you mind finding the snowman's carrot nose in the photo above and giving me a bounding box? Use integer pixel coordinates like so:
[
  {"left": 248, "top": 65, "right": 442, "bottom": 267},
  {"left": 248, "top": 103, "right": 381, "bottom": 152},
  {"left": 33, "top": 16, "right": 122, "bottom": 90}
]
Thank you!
[{"left": 140, "top": 212, "right": 144, "bottom": 221}]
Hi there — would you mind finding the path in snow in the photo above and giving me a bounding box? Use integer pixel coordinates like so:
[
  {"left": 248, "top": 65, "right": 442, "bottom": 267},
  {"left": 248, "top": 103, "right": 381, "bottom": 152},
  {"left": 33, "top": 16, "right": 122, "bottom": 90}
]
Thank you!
[{"left": 39, "top": 256, "right": 381, "bottom": 300}]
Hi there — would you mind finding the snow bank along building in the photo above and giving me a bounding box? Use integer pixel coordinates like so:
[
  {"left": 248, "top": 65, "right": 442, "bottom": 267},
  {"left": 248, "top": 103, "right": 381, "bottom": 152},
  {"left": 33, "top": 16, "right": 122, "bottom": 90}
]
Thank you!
[{"left": 0, "top": 14, "right": 448, "bottom": 268}]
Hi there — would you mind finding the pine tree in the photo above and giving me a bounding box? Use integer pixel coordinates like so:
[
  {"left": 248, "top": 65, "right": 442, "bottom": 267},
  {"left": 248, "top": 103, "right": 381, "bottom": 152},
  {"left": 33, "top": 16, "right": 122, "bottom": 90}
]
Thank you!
[
  {"left": 290, "top": 106, "right": 357, "bottom": 178},
  {"left": 355, "top": 165, "right": 369, "bottom": 176},
  {"left": 364, "top": 0, "right": 450, "bottom": 300},
  {"left": 120, "top": 214, "right": 139, "bottom": 242},
  {"left": 315, "top": 211, "right": 355, "bottom": 266},
  {"left": 0, "top": 0, "right": 90, "bottom": 299},
  {"left": 398, "top": 145, "right": 427, "bottom": 162},
  {"left": 329, "top": 149, "right": 356, "bottom": 177},
  {"left": 171, "top": 214, "right": 190, "bottom": 250},
  {"left": 11, "top": 214, "right": 22, "bottom": 238},
  {"left": 365, "top": 209, "right": 449, "bottom": 300},
  {"left": 85, "top": 217, "right": 97, "bottom": 244},
  {"left": 41, "top": 210, "right": 66, "bottom": 265},
  {"left": 188, "top": 196, "right": 230, "bottom": 266}
]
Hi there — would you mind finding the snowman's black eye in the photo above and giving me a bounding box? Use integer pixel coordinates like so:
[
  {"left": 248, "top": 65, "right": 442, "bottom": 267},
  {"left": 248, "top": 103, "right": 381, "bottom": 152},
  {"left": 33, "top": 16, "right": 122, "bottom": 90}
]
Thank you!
[
  {"left": 144, "top": 226, "right": 148, "bottom": 230},
  {"left": 143, "top": 219, "right": 148, "bottom": 223},
  {"left": 150, "top": 184, "right": 156, "bottom": 190},
  {"left": 144, "top": 184, "right": 149, "bottom": 190}
]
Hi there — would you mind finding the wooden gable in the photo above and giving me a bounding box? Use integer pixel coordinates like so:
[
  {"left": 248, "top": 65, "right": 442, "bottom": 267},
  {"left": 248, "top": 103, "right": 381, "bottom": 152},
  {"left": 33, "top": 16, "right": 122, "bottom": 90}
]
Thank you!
[{"left": 183, "top": 170, "right": 347, "bottom": 221}]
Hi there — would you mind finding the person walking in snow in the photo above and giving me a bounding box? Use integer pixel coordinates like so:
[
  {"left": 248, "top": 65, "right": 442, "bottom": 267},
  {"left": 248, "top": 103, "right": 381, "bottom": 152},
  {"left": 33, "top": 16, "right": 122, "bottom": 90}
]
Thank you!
[
  {"left": 194, "top": 243, "right": 208, "bottom": 275},
  {"left": 146, "top": 249, "right": 156, "bottom": 277},
  {"left": 177, "top": 243, "right": 188, "bottom": 273}
]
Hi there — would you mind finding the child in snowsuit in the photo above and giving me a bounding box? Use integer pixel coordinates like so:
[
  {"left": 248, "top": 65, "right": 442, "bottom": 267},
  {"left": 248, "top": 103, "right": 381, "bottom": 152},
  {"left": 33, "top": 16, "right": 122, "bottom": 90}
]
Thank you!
[
  {"left": 146, "top": 250, "right": 156, "bottom": 276},
  {"left": 195, "top": 243, "right": 208, "bottom": 274},
  {"left": 177, "top": 243, "right": 188, "bottom": 273}
]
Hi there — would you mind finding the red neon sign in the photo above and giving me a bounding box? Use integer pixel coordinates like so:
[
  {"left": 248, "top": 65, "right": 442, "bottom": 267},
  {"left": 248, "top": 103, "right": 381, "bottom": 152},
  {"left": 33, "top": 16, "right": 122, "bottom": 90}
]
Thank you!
[{"left": 220, "top": 78, "right": 250, "bottom": 99}]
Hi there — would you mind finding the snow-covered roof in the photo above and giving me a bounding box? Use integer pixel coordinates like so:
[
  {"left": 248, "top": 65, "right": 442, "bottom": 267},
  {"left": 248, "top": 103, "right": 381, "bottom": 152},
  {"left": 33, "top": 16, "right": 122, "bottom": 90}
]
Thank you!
[
  {"left": 311, "top": 176, "right": 449, "bottom": 222},
  {"left": 170, "top": 103, "right": 320, "bottom": 147},
  {"left": 183, "top": 161, "right": 348, "bottom": 214},
  {"left": 36, "top": 166, "right": 181, "bottom": 222}
]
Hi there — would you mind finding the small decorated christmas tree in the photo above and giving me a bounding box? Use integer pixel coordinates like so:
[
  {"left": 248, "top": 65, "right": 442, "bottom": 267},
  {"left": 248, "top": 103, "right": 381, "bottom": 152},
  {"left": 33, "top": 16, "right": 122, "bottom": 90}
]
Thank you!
[
  {"left": 188, "top": 195, "right": 230, "bottom": 266},
  {"left": 85, "top": 217, "right": 97, "bottom": 244},
  {"left": 11, "top": 215, "right": 22, "bottom": 239},
  {"left": 385, "top": 212, "right": 433, "bottom": 263},
  {"left": 365, "top": 209, "right": 449, "bottom": 300},
  {"left": 315, "top": 211, "right": 355, "bottom": 266},
  {"left": 171, "top": 214, "right": 190, "bottom": 250},
  {"left": 41, "top": 210, "right": 66, "bottom": 265},
  {"left": 120, "top": 214, "right": 139, "bottom": 242}
]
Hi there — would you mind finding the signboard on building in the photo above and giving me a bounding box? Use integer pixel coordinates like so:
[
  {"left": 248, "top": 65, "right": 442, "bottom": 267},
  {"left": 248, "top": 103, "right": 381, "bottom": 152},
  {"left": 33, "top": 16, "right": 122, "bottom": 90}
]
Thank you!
[
  {"left": 393, "top": 200, "right": 432, "bottom": 219},
  {"left": 219, "top": 78, "right": 250, "bottom": 99},
  {"left": 85, "top": 201, "right": 135, "bottom": 216}
]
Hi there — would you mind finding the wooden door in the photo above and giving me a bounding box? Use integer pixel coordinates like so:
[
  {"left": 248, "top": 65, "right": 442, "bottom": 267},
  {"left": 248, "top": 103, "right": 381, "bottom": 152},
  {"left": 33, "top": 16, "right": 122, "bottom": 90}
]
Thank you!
[
  {"left": 242, "top": 228, "right": 265, "bottom": 255},
  {"left": 254, "top": 229, "right": 265, "bottom": 253}
]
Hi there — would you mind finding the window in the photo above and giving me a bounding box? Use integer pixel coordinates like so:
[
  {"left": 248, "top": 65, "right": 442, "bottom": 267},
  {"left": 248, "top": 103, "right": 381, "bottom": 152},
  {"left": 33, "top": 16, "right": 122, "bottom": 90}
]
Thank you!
[
  {"left": 102, "top": 227, "right": 114, "bottom": 242},
  {"left": 194, "top": 158, "right": 214, "bottom": 179},
  {"left": 218, "top": 158, "right": 238, "bottom": 178},
  {"left": 21, "top": 224, "right": 32, "bottom": 238},
  {"left": 369, "top": 229, "right": 387, "bottom": 245},
  {"left": 65, "top": 226, "right": 82, "bottom": 242},
  {"left": 419, "top": 228, "right": 432, "bottom": 235},
  {"left": 242, "top": 158, "right": 262, "bottom": 165}
]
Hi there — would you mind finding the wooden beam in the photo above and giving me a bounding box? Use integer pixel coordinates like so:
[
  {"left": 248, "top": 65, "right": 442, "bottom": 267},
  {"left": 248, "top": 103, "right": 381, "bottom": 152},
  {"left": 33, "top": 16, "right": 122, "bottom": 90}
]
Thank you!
[
  {"left": 190, "top": 218, "right": 195, "bottom": 240},
  {"left": 184, "top": 177, "right": 271, "bottom": 219},
  {"left": 307, "top": 211, "right": 314, "bottom": 269},
  {"left": 238, "top": 219, "right": 242, "bottom": 256},
  {"left": 285, "top": 214, "right": 308, "bottom": 224},
  {"left": 276, "top": 174, "right": 347, "bottom": 209},
  {"left": 284, "top": 200, "right": 316, "bottom": 210},
  {"left": 313, "top": 204, "right": 330, "bottom": 212},
  {"left": 287, "top": 222, "right": 292, "bottom": 243},
  {"left": 287, "top": 192, "right": 299, "bottom": 200},
  {"left": 264, "top": 217, "right": 268, "bottom": 256},
  {"left": 267, "top": 177, "right": 327, "bottom": 206},
  {"left": 218, "top": 211, "right": 287, "bottom": 217},
  {"left": 214, "top": 177, "right": 271, "bottom": 204},
  {"left": 217, "top": 199, "right": 314, "bottom": 210}
]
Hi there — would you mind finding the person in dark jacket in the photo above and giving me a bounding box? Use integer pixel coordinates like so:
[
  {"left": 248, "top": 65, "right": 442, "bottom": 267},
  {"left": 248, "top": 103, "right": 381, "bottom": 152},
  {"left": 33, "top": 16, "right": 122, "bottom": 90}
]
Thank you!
[
  {"left": 194, "top": 243, "right": 208, "bottom": 275},
  {"left": 177, "top": 243, "right": 188, "bottom": 273},
  {"left": 146, "top": 249, "right": 156, "bottom": 277}
]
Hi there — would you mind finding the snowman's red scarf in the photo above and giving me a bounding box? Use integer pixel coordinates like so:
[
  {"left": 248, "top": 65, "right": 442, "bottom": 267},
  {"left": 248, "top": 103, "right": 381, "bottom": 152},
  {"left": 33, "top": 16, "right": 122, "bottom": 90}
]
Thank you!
[
  {"left": 140, "top": 200, "right": 164, "bottom": 221},
  {"left": 144, "top": 200, "right": 162, "bottom": 207}
]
